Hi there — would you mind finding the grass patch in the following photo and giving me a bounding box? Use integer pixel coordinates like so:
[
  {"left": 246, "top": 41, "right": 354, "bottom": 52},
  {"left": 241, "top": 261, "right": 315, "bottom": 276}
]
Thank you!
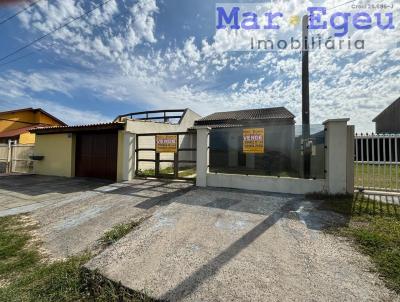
[
  {"left": 137, "top": 166, "right": 196, "bottom": 178},
  {"left": 355, "top": 163, "right": 400, "bottom": 190},
  {"left": 309, "top": 193, "right": 400, "bottom": 293},
  {"left": 0, "top": 216, "right": 40, "bottom": 279},
  {"left": 0, "top": 253, "right": 91, "bottom": 302},
  {"left": 99, "top": 218, "right": 146, "bottom": 247},
  {"left": 0, "top": 215, "right": 149, "bottom": 301}
]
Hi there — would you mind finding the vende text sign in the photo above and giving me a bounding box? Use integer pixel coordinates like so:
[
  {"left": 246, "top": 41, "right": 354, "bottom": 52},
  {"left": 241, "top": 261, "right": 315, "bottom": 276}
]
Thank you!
[
  {"left": 156, "top": 135, "right": 178, "bottom": 153},
  {"left": 243, "top": 128, "right": 264, "bottom": 154}
]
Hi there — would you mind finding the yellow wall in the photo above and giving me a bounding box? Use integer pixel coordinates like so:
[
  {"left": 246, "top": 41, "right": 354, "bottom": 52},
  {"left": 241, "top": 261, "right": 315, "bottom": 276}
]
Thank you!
[
  {"left": 0, "top": 111, "right": 36, "bottom": 132},
  {"left": 0, "top": 109, "right": 64, "bottom": 144},
  {"left": 116, "top": 131, "right": 125, "bottom": 182},
  {"left": 35, "top": 111, "right": 61, "bottom": 126},
  {"left": 34, "top": 133, "right": 75, "bottom": 177},
  {"left": 19, "top": 132, "right": 36, "bottom": 145}
]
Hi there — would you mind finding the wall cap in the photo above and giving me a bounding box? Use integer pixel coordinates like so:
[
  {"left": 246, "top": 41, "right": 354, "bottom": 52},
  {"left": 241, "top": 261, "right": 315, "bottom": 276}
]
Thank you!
[{"left": 323, "top": 118, "right": 350, "bottom": 125}]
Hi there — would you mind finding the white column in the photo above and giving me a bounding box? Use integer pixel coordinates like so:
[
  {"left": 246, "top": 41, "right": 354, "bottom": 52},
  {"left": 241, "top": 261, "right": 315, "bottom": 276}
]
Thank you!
[
  {"left": 196, "top": 127, "right": 210, "bottom": 187},
  {"left": 117, "top": 131, "right": 136, "bottom": 182},
  {"left": 123, "top": 132, "right": 136, "bottom": 181},
  {"left": 346, "top": 126, "right": 355, "bottom": 194},
  {"left": 323, "top": 118, "right": 350, "bottom": 194}
]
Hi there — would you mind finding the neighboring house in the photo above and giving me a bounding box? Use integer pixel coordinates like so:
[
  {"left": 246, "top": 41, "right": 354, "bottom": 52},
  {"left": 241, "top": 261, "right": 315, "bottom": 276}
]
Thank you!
[
  {"left": 193, "top": 107, "right": 295, "bottom": 128},
  {"left": 0, "top": 108, "right": 66, "bottom": 144},
  {"left": 373, "top": 97, "right": 400, "bottom": 134},
  {"left": 30, "top": 109, "right": 201, "bottom": 181}
]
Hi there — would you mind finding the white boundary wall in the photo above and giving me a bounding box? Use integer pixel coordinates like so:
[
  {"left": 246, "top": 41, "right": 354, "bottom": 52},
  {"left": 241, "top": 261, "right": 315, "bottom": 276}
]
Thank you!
[
  {"left": 196, "top": 119, "right": 354, "bottom": 195},
  {"left": 207, "top": 173, "right": 326, "bottom": 195}
]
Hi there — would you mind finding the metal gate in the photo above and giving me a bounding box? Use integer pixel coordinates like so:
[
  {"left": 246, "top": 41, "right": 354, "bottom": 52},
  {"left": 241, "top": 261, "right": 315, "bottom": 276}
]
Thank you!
[
  {"left": 354, "top": 133, "right": 400, "bottom": 192},
  {"left": 135, "top": 132, "right": 196, "bottom": 180},
  {"left": 0, "top": 143, "right": 34, "bottom": 174}
]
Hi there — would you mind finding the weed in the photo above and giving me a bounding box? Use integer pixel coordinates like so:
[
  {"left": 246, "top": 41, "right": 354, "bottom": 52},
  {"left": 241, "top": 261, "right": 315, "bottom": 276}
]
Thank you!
[
  {"left": 99, "top": 218, "right": 146, "bottom": 247},
  {"left": 315, "top": 194, "right": 400, "bottom": 293}
]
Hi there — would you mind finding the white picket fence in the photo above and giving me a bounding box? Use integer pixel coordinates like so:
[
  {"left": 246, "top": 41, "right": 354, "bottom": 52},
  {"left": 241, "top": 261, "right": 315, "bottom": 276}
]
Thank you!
[
  {"left": 354, "top": 133, "right": 400, "bottom": 192},
  {"left": 0, "top": 143, "right": 34, "bottom": 174}
]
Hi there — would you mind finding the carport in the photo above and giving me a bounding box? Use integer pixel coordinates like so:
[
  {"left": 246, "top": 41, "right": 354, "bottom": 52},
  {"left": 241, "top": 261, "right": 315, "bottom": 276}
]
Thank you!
[
  {"left": 30, "top": 109, "right": 201, "bottom": 182},
  {"left": 31, "top": 123, "right": 125, "bottom": 181}
]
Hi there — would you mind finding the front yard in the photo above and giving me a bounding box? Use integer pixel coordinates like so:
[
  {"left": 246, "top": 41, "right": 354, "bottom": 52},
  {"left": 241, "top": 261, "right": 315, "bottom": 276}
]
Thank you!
[
  {"left": 311, "top": 193, "right": 400, "bottom": 293},
  {"left": 0, "top": 215, "right": 146, "bottom": 302},
  {"left": 0, "top": 183, "right": 398, "bottom": 301}
]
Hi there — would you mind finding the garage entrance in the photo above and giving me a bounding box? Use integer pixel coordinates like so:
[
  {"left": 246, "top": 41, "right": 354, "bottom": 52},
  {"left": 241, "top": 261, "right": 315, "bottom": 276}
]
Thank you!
[{"left": 75, "top": 132, "right": 118, "bottom": 181}]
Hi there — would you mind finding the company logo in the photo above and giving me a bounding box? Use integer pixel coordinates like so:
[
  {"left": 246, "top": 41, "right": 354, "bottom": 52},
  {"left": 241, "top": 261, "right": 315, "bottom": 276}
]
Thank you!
[{"left": 215, "top": 1, "right": 398, "bottom": 51}]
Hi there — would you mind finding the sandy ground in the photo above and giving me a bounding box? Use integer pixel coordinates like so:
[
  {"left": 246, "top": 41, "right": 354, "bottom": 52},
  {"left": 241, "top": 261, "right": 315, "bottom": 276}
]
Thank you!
[{"left": 86, "top": 188, "right": 399, "bottom": 302}]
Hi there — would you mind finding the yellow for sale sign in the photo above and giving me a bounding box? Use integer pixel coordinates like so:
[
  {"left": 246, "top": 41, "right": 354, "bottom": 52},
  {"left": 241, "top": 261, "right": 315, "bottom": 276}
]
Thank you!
[
  {"left": 243, "top": 128, "right": 264, "bottom": 153},
  {"left": 155, "top": 135, "right": 178, "bottom": 153}
]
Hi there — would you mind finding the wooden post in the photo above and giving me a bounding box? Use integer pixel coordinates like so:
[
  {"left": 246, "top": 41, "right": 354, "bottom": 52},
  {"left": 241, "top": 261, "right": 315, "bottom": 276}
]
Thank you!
[
  {"left": 135, "top": 135, "right": 139, "bottom": 176},
  {"left": 155, "top": 152, "right": 160, "bottom": 177}
]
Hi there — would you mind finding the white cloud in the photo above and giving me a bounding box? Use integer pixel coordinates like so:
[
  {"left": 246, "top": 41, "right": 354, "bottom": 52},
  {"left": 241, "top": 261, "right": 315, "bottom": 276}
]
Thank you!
[{"left": 6, "top": 0, "right": 398, "bottom": 134}]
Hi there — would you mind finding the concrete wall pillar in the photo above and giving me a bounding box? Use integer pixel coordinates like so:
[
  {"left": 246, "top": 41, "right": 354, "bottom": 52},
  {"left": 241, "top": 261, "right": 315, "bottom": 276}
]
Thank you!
[
  {"left": 196, "top": 127, "right": 210, "bottom": 187},
  {"left": 323, "top": 119, "right": 351, "bottom": 194},
  {"left": 346, "top": 125, "right": 355, "bottom": 194},
  {"left": 117, "top": 131, "right": 136, "bottom": 182}
]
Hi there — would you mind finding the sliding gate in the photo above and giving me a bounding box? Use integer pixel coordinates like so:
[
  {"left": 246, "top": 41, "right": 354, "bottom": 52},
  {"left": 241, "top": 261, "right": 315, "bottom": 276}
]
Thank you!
[{"left": 135, "top": 132, "right": 196, "bottom": 180}]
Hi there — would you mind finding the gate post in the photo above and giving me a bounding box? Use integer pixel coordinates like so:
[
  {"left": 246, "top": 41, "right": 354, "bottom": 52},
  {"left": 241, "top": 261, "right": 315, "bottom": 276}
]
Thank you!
[
  {"left": 196, "top": 127, "right": 210, "bottom": 187},
  {"left": 323, "top": 119, "right": 352, "bottom": 194},
  {"left": 346, "top": 125, "right": 355, "bottom": 194},
  {"left": 155, "top": 153, "right": 160, "bottom": 177},
  {"left": 7, "top": 140, "right": 14, "bottom": 173}
]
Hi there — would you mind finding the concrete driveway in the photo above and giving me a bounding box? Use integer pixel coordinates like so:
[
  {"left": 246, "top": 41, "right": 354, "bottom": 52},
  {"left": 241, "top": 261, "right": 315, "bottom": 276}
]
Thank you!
[
  {"left": 86, "top": 188, "right": 397, "bottom": 302},
  {"left": 0, "top": 175, "right": 192, "bottom": 258},
  {"left": 0, "top": 175, "right": 110, "bottom": 215},
  {"left": 0, "top": 175, "right": 397, "bottom": 301}
]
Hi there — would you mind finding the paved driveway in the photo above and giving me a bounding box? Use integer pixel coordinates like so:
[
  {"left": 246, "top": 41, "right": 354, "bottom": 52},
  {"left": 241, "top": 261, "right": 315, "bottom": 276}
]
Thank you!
[
  {"left": 86, "top": 188, "right": 398, "bottom": 302},
  {"left": 0, "top": 175, "right": 192, "bottom": 258},
  {"left": 0, "top": 175, "right": 110, "bottom": 215},
  {"left": 0, "top": 175, "right": 397, "bottom": 301}
]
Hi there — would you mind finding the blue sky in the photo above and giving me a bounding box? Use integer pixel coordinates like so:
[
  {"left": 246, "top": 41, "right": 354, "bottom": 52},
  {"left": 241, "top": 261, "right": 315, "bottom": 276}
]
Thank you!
[{"left": 0, "top": 0, "right": 398, "bottom": 132}]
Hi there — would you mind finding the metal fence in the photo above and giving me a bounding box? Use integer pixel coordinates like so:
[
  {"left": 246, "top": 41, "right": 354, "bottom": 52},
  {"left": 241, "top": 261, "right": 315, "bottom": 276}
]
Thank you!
[
  {"left": 354, "top": 133, "right": 400, "bottom": 192},
  {"left": 0, "top": 143, "right": 34, "bottom": 174}
]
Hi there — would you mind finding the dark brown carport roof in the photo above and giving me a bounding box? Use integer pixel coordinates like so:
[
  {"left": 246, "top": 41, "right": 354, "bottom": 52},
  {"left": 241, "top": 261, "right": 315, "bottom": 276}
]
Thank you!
[
  {"left": 30, "top": 122, "right": 125, "bottom": 134},
  {"left": 194, "top": 107, "right": 295, "bottom": 126},
  {"left": 0, "top": 124, "right": 47, "bottom": 138}
]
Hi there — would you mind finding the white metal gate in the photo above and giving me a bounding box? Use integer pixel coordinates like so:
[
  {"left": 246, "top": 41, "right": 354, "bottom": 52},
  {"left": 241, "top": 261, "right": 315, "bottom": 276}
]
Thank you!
[
  {"left": 355, "top": 133, "right": 400, "bottom": 192},
  {"left": 0, "top": 143, "right": 34, "bottom": 174}
]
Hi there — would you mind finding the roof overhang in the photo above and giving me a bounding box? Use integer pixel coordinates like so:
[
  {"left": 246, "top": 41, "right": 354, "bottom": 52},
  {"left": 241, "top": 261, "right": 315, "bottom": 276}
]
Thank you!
[
  {"left": 0, "top": 107, "right": 67, "bottom": 126},
  {"left": 30, "top": 122, "right": 125, "bottom": 134},
  {"left": 0, "top": 124, "right": 46, "bottom": 138}
]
